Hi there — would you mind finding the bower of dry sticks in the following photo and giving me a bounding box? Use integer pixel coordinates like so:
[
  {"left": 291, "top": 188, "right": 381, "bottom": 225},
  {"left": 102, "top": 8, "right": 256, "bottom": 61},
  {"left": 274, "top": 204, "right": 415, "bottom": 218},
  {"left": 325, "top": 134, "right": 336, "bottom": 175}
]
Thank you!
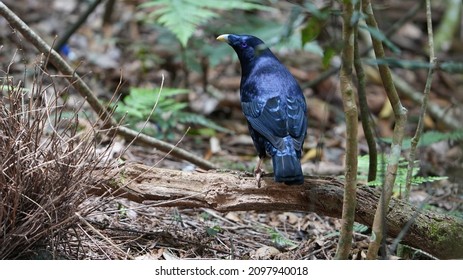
[{"left": 0, "top": 65, "right": 113, "bottom": 259}]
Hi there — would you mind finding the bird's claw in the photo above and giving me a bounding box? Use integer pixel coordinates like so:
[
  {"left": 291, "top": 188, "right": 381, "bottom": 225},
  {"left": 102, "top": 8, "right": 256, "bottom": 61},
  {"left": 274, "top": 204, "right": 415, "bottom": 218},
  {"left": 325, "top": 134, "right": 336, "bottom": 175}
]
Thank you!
[{"left": 255, "top": 167, "right": 263, "bottom": 188}]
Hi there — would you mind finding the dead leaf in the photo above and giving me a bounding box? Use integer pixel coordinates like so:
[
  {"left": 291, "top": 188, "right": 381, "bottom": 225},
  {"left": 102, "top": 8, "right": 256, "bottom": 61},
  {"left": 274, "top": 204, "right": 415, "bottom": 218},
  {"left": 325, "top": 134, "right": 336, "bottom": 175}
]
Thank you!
[
  {"left": 209, "top": 137, "right": 221, "bottom": 154},
  {"left": 302, "top": 147, "right": 319, "bottom": 162},
  {"left": 307, "top": 97, "right": 329, "bottom": 124},
  {"left": 379, "top": 99, "right": 393, "bottom": 119},
  {"left": 225, "top": 212, "right": 243, "bottom": 223},
  {"left": 163, "top": 250, "right": 179, "bottom": 260},
  {"left": 135, "top": 249, "right": 164, "bottom": 260},
  {"left": 277, "top": 212, "right": 299, "bottom": 224},
  {"left": 253, "top": 246, "right": 280, "bottom": 260}
]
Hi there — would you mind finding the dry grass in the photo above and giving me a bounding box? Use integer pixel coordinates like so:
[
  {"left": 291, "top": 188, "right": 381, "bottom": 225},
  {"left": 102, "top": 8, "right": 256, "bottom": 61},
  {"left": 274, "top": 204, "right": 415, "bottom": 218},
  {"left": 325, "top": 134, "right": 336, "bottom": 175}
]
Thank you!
[{"left": 0, "top": 60, "right": 112, "bottom": 259}]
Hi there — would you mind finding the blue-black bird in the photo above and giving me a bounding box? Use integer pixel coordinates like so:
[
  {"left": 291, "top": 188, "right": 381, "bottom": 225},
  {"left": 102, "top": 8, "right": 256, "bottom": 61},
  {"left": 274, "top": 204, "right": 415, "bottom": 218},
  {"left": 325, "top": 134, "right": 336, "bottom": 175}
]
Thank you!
[{"left": 217, "top": 34, "right": 307, "bottom": 185}]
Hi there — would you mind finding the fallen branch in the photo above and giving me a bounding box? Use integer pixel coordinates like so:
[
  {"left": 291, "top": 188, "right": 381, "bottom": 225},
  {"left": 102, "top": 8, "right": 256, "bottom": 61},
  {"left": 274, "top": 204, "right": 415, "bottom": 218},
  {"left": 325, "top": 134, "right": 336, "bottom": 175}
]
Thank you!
[{"left": 91, "top": 163, "right": 463, "bottom": 259}]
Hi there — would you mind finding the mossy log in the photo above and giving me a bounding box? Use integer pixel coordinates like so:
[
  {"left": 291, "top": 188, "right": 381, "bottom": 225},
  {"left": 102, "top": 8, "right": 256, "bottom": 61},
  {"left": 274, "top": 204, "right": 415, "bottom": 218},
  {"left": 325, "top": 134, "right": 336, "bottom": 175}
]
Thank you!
[{"left": 92, "top": 163, "right": 463, "bottom": 259}]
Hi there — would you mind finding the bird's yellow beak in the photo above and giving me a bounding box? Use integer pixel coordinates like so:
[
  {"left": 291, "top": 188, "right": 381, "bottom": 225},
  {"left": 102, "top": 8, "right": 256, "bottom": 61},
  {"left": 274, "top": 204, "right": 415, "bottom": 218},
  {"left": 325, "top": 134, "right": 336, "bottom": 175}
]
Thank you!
[{"left": 216, "top": 34, "right": 230, "bottom": 43}]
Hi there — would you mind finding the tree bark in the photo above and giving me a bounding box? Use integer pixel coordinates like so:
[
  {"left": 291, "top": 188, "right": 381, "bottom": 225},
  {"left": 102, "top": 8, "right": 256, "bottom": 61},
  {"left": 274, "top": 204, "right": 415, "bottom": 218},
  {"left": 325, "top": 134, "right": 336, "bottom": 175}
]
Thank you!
[{"left": 91, "top": 163, "right": 463, "bottom": 259}]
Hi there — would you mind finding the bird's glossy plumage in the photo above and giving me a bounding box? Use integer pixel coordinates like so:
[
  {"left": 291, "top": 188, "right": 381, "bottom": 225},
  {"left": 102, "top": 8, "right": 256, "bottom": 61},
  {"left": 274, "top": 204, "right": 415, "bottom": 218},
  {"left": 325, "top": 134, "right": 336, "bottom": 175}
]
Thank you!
[{"left": 217, "top": 34, "right": 307, "bottom": 185}]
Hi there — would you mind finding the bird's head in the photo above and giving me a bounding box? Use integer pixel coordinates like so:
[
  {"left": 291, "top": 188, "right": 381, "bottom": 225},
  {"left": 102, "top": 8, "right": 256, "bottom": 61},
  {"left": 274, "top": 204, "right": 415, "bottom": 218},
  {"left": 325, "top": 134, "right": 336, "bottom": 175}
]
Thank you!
[{"left": 216, "top": 34, "right": 270, "bottom": 65}]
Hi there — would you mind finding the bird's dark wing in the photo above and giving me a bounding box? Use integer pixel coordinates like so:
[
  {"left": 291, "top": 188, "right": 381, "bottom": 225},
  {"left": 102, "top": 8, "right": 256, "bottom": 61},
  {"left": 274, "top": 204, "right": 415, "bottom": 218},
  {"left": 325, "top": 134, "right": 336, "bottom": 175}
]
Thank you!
[
  {"left": 242, "top": 96, "right": 286, "bottom": 151},
  {"left": 241, "top": 93, "right": 306, "bottom": 152},
  {"left": 286, "top": 93, "right": 307, "bottom": 151}
]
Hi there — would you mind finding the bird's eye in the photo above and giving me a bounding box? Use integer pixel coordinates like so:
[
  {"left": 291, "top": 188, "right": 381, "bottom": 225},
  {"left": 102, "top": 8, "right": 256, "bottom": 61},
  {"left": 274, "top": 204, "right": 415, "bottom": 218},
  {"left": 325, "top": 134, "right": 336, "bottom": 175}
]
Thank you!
[{"left": 241, "top": 42, "right": 248, "bottom": 48}]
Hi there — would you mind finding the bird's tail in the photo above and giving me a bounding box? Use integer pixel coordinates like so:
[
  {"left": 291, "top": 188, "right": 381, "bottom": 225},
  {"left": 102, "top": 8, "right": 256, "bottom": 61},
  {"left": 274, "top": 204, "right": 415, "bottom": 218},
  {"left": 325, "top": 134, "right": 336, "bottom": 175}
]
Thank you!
[{"left": 271, "top": 138, "right": 304, "bottom": 185}]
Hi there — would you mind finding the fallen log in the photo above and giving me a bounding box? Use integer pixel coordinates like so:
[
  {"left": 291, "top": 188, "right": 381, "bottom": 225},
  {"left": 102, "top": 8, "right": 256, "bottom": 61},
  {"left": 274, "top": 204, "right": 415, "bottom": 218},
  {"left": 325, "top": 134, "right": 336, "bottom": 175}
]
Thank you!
[{"left": 92, "top": 163, "right": 463, "bottom": 259}]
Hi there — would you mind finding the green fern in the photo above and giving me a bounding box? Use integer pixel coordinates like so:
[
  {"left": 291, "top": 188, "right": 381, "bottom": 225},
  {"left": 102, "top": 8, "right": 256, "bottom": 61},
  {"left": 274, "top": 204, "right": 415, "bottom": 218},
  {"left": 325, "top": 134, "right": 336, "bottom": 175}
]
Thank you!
[
  {"left": 115, "top": 87, "right": 232, "bottom": 140},
  {"left": 359, "top": 129, "right": 458, "bottom": 193},
  {"left": 267, "top": 227, "right": 297, "bottom": 249},
  {"left": 140, "top": 0, "right": 272, "bottom": 46},
  {"left": 406, "top": 130, "right": 463, "bottom": 149},
  {"left": 353, "top": 222, "right": 369, "bottom": 233},
  {"left": 381, "top": 129, "right": 463, "bottom": 150},
  {"left": 357, "top": 154, "right": 447, "bottom": 195}
]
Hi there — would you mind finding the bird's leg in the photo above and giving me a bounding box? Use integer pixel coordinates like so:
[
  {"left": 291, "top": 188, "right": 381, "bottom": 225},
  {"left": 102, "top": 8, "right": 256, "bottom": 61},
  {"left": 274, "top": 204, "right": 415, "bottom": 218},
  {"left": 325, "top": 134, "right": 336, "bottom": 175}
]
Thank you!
[{"left": 254, "top": 157, "right": 264, "bottom": 187}]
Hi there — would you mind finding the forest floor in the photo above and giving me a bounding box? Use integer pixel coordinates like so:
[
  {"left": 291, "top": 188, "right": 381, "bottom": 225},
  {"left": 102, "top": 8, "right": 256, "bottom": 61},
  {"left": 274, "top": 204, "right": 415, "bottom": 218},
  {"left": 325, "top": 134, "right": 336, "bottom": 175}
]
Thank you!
[{"left": 1, "top": 0, "right": 462, "bottom": 259}]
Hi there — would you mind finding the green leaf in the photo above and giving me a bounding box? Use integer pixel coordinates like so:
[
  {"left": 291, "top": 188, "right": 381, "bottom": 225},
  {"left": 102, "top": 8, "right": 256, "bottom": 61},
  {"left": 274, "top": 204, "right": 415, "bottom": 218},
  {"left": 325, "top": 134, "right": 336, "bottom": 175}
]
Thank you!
[
  {"left": 360, "top": 24, "right": 401, "bottom": 54},
  {"left": 304, "top": 2, "right": 330, "bottom": 20},
  {"left": 440, "top": 61, "right": 463, "bottom": 73},
  {"left": 267, "top": 228, "right": 297, "bottom": 248},
  {"left": 301, "top": 17, "right": 322, "bottom": 44},
  {"left": 322, "top": 47, "right": 336, "bottom": 69},
  {"left": 381, "top": 130, "right": 463, "bottom": 150},
  {"left": 356, "top": 154, "right": 447, "bottom": 194},
  {"left": 141, "top": 0, "right": 271, "bottom": 46},
  {"left": 363, "top": 58, "right": 431, "bottom": 70},
  {"left": 114, "top": 86, "right": 232, "bottom": 139},
  {"left": 350, "top": 10, "right": 363, "bottom": 26},
  {"left": 117, "top": 203, "right": 127, "bottom": 217},
  {"left": 206, "top": 225, "right": 222, "bottom": 236},
  {"left": 353, "top": 222, "right": 369, "bottom": 233},
  {"left": 176, "top": 111, "right": 234, "bottom": 134},
  {"left": 417, "top": 130, "right": 463, "bottom": 147}
]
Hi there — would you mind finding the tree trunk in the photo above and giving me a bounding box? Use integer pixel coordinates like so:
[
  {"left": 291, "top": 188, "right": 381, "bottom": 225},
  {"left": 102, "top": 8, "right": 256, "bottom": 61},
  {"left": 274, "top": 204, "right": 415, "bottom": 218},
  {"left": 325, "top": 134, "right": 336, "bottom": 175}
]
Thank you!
[{"left": 91, "top": 163, "right": 463, "bottom": 259}]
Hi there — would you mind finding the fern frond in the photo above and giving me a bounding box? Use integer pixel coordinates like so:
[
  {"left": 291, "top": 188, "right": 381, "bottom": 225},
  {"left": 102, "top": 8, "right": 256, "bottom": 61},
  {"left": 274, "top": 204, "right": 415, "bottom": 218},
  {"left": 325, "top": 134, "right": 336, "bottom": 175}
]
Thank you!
[
  {"left": 115, "top": 87, "right": 232, "bottom": 139},
  {"left": 357, "top": 154, "right": 447, "bottom": 191},
  {"left": 267, "top": 228, "right": 297, "bottom": 248},
  {"left": 177, "top": 111, "right": 233, "bottom": 134},
  {"left": 140, "top": 0, "right": 272, "bottom": 46},
  {"left": 382, "top": 129, "right": 463, "bottom": 150}
]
